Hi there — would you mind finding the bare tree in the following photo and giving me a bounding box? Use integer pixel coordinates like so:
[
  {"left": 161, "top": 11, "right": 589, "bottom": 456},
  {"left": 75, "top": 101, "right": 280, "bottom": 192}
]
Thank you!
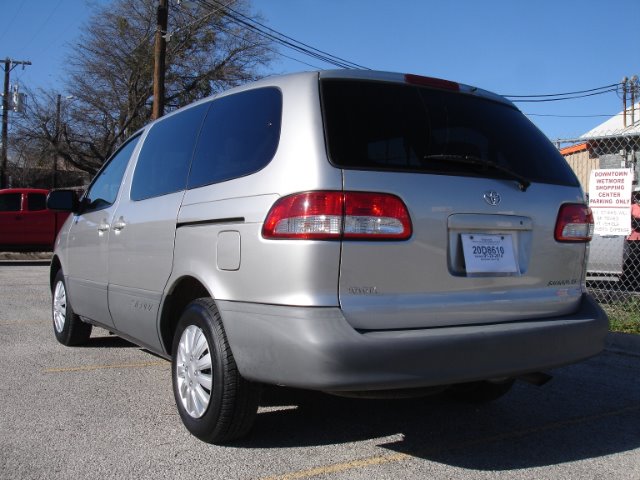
[
  {"left": 13, "top": 88, "right": 103, "bottom": 176},
  {"left": 13, "top": 0, "right": 273, "bottom": 177}
]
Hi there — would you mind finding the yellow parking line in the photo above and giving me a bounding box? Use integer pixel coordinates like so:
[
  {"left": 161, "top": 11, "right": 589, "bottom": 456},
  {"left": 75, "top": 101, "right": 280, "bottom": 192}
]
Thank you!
[
  {"left": 261, "top": 453, "right": 409, "bottom": 480},
  {"left": 0, "top": 321, "right": 45, "bottom": 326},
  {"left": 44, "top": 360, "right": 167, "bottom": 373},
  {"left": 261, "top": 403, "right": 640, "bottom": 480}
]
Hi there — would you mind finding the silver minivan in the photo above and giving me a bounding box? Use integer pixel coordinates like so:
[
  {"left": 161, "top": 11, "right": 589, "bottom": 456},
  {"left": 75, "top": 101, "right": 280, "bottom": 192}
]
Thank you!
[{"left": 48, "top": 70, "right": 608, "bottom": 444}]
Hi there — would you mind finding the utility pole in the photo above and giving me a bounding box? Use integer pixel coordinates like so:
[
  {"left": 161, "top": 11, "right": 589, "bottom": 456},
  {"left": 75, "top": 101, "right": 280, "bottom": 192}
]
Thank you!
[
  {"left": 1, "top": 58, "right": 31, "bottom": 189},
  {"left": 623, "top": 77, "right": 628, "bottom": 129},
  {"left": 631, "top": 76, "right": 639, "bottom": 127},
  {"left": 54, "top": 94, "right": 62, "bottom": 189},
  {"left": 152, "top": 0, "right": 168, "bottom": 120}
]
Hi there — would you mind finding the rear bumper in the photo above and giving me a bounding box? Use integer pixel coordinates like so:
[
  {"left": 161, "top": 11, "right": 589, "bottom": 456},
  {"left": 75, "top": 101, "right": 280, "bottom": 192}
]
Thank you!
[{"left": 218, "top": 294, "right": 609, "bottom": 391}]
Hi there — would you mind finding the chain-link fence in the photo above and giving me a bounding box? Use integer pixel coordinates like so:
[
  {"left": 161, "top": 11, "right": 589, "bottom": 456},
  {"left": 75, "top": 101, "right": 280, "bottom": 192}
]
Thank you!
[{"left": 559, "top": 129, "right": 640, "bottom": 331}]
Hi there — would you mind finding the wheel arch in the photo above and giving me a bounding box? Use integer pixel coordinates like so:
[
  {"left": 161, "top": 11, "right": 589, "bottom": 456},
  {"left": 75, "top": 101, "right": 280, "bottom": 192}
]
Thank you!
[
  {"left": 159, "top": 275, "right": 211, "bottom": 356},
  {"left": 50, "top": 255, "right": 62, "bottom": 291}
]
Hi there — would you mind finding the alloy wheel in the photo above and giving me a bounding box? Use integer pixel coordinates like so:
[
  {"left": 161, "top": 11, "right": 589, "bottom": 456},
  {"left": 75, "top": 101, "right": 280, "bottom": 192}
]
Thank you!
[
  {"left": 53, "top": 281, "right": 67, "bottom": 333},
  {"left": 176, "top": 325, "right": 213, "bottom": 418}
]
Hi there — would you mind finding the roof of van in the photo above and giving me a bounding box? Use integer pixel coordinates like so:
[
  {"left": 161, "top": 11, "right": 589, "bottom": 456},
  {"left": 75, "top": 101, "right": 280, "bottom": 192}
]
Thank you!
[
  {"left": 152, "top": 69, "right": 515, "bottom": 129},
  {"left": 268, "top": 69, "right": 515, "bottom": 107}
]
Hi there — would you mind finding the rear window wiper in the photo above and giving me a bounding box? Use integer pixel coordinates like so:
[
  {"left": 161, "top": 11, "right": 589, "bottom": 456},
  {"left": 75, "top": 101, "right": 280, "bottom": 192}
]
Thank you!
[{"left": 423, "top": 154, "right": 531, "bottom": 192}]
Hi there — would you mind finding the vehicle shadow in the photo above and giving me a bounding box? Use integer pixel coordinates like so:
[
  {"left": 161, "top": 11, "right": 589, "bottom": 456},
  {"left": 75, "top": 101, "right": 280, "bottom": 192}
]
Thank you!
[
  {"left": 239, "top": 355, "right": 640, "bottom": 471},
  {"left": 81, "top": 334, "right": 137, "bottom": 349}
]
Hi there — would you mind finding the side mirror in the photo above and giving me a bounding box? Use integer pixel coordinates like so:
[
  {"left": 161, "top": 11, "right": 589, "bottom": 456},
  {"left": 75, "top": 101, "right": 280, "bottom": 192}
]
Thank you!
[{"left": 47, "top": 190, "right": 81, "bottom": 213}]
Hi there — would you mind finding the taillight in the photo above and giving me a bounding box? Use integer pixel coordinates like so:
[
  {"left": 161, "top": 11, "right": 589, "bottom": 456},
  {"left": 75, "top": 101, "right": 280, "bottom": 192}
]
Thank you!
[
  {"left": 262, "top": 192, "right": 343, "bottom": 240},
  {"left": 554, "top": 204, "right": 594, "bottom": 242},
  {"left": 343, "top": 192, "right": 412, "bottom": 239},
  {"left": 262, "top": 191, "right": 412, "bottom": 240}
]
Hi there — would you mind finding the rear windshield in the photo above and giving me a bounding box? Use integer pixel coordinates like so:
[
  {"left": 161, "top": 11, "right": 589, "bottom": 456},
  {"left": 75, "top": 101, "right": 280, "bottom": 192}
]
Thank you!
[{"left": 321, "top": 79, "right": 578, "bottom": 187}]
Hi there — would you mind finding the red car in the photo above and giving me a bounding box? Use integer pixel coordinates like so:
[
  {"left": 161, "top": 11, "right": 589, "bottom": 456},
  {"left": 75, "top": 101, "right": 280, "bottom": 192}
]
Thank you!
[{"left": 0, "top": 188, "right": 70, "bottom": 251}]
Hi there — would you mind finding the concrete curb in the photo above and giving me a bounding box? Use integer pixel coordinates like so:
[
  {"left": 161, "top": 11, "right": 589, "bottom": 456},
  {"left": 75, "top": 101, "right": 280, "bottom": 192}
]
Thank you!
[
  {"left": 606, "top": 332, "right": 640, "bottom": 356},
  {"left": 0, "top": 252, "right": 52, "bottom": 261}
]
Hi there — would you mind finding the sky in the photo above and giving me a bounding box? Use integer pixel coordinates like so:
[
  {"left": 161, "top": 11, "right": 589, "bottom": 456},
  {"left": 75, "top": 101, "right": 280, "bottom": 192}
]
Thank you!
[{"left": 1, "top": 0, "right": 639, "bottom": 142}]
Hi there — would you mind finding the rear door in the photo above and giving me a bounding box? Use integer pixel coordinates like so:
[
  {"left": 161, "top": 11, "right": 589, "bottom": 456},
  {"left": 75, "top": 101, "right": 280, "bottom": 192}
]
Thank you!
[
  {"left": 321, "top": 76, "right": 589, "bottom": 330},
  {"left": 107, "top": 103, "right": 208, "bottom": 350}
]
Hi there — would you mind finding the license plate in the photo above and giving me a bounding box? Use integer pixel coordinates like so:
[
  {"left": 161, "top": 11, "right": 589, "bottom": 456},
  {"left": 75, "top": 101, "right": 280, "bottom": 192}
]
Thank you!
[{"left": 461, "top": 234, "right": 518, "bottom": 274}]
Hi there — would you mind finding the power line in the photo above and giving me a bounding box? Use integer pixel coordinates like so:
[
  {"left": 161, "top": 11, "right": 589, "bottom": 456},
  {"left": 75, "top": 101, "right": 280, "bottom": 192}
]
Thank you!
[
  {"left": 175, "top": 2, "right": 325, "bottom": 70},
  {"left": 173, "top": 1, "right": 628, "bottom": 121},
  {"left": 194, "top": 0, "right": 369, "bottom": 70},
  {"left": 503, "top": 83, "right": 620, "bottom": 99},
  {"left": 525, "top": 113, "right": 621, "bottom": 118},
  {"left": 219, "top": 0, "right": 369, "bottom": 70},
  {"left": 168, "top": 0, "right": 231, "bottom": 37},
  {"left": 19, "top": 0, "right": 64, "bottom": 52},
  {"left": 504, "top": 88, "right": 618, "bottom": 103},
  {"left": 0, "top": 0, "right": 26, "bottom": 45},
  {"left": 213, "top": 0, "right": 368, "bottom": 69}
]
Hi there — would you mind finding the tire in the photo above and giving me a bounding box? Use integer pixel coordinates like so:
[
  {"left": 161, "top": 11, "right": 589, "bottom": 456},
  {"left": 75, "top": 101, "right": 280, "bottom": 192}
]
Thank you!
[
  {"left": 171, "top": 298, "right": 261, "bottom": 444},
  {"left": 446, "top": 378, "right": 515, "bottom": 404},
  {"left": 51, "top": 270, "right": 92, "bottom": 346}
]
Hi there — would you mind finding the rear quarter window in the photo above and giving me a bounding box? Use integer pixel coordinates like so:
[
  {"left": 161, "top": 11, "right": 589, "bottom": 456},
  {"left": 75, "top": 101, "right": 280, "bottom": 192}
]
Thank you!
[
  {"left": 321, "top": 79, "right": 578, "bottom": 187},
  {"left": 188, "top": 87, "right": 282, "bottom": 189},
  {"left": 131, "top": 103, "right": 208, "bottom": 201}
]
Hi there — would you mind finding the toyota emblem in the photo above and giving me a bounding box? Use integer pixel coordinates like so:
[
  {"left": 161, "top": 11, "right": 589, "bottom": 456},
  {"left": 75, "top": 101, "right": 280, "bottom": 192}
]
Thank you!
[{"left": 484, "top": 191, "right": 501, "bottom": 206}]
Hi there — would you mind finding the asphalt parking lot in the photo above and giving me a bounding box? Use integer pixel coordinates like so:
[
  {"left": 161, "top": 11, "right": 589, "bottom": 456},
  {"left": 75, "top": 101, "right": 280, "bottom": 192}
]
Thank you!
[{"left": 1, "top": 262, "right": 640, "bottom": 480}]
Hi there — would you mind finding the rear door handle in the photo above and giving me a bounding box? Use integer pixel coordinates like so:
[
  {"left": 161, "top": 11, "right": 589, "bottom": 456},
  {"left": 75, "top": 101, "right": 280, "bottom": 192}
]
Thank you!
[{"left": 112, "top": 217, "right": 126, "bottom": 233}]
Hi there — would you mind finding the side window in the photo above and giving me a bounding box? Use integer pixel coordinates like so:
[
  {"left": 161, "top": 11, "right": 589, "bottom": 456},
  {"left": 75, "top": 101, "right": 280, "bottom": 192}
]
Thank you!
[
  {"left": 27, "top": 194, "right": 47, "bottom": 211},
  {"left": 188, "top": 87, "right": 282, "bottom": 189},
  {"left": 0, "top": 193, "right": 21, "bottom": 212},
  {"left": 130, "top": 103, "right": 208, "bottom": 201},
  {"left": 84, "top": 135, "right": 141, "bottom": 211}
]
